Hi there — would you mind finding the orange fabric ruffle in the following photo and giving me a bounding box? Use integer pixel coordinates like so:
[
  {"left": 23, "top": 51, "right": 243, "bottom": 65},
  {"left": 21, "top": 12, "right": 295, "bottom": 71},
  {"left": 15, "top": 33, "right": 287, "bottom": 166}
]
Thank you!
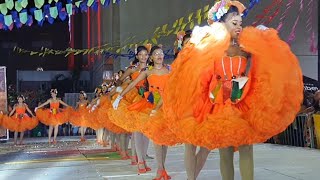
[
  {"left": 107, "top": 80, "right": 145, "bottom": 133},
  {"left": 108, "top": 90, "right": 147, "bottom": 132},
  {"left": 2, "top": 114, "right": 38, "bottom": 132},
  {"left": 36, "top": 107, "right": 72, "bottom": 126},
  {"left": 98, "top": 97, "right": 128, "bottom": 134},
  {"left": 69, "top": 106, "right": 89, "bottom": 127},
  {"left": 83, "top": 109, "right": 101, "bottom": 130},
  {"left": 141, "top": 109, "right": 181, "bottom": 146},
  {"left": 162, "top": 23, "right": 303, "bottom": 150}
]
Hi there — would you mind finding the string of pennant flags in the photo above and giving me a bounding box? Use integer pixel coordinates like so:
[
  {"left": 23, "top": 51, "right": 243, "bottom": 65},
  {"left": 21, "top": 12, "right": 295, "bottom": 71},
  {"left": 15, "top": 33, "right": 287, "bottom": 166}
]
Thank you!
[
  {"left": 12, "top": 3, "right": 217, "bottom": 57},
  {"left": 0, "top": 0, "right": 128, "bottom": 30},
  {"left": 12, "top": 0, "right": 262, "bottom": 57}
]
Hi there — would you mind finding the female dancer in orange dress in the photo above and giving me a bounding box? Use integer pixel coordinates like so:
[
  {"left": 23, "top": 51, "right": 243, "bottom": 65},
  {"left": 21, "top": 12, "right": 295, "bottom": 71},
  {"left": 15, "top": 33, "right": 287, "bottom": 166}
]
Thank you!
[
  {"left": 109, "top": 45, "right": 150, "bottom": 165},
  {"left": 113, "top": 46, "right": 174, "bottom": 179},
  {"left": 87, "top": 87, "right": 106, "bottom": 145},
  {"left": 162, "top": 1, "right": 303, "bottom": 179},
  {"left": 70, "top": 91, "right": 89, "bottom": 142},
  {"left": 35, "top": 89, "right": 71, "bottom": 144},
  {"left": 2, "top": 95, "right": 37, "bottom": 145},
  {"left": 103, "top": 76, "right": 132, "bottom": 159}
]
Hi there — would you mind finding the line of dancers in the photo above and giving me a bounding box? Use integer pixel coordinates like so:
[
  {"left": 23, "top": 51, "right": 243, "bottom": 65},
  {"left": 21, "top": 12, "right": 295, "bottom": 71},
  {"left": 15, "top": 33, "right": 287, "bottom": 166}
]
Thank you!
[{"left": 0, "top": 1, "right": 303, "bottom": 179}]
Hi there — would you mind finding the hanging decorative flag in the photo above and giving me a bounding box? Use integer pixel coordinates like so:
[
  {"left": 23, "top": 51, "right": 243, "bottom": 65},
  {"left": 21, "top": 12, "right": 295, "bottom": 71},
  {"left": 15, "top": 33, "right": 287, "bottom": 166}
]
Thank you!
[
  {"left": 103, "top": 0, "right": 111, "bottom": 7},
  {"left": 15, "top": 1, "right": 23, "bottom": 12},
  {"left": 66, "top": 4, "right": 73, "bottom": 15},
  {"left": 75, "top": 1, "right": 82, "bottom": 7},
  {"left": 34, "top": 0, "right": 45, "bottom": 9},
  {"left": 49, "top": 6, "right": 58, "bottom": 18},
  {"left": 4, "top": 14, "right": 12, "bottom": 26},
  {"left": 59, "top": 8, "right": 67, "bottom": 21},
  {"left": 0, "top": 0, "right": 128, "bottom": 29},
  {"left": 87, "top": 0, "right": 94, "bottom": 7},
  {"left": 5, "top": 0, "right": 14, "bottom": 10},
  {"left": 0, "top": 4, "right": 8, "bottom": 15},
  {"left": 19, "top": 12, "right": 28, "bottom": 24},
  {"left": 34, "top": 9, "right": 43, "bottom": 22},
  {"left": 20, "top": 0, "right": 28, "bottom": 8},
  {"left": 26, "top": 15, "right": 33, "bottom": 26}
]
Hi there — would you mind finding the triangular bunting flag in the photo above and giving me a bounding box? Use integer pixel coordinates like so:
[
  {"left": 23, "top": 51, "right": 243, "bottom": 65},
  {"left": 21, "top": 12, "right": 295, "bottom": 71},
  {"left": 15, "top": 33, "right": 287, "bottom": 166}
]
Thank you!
[
  {"left": 34, "top": 0, "right": 45, "bottom": 9},
  {"left": 4, "top": 14, "right": 13, "bottom": 26},
  {"left": 15, "top": 1, "right": 22, "bottom": 12},
  {"left": 5, "top": 0, "right": 14, "bottom": 10},
  {"left": 20, "top": 0, "right": 28, "bottom": 8},
  {"left": 49, "top": 6, "right": 58, "bottom": 18},
  {"left": 66, "top": 4, "right": 73, "bottom": 15},
  {"left": 19, "top": 12, "right": 28, "bottom": 24},
  {"left": 34, "top": 9, "right": 43, "bottom": 22},
  {"left": 0, "top": 4, "right": 8, "bottom": 15}
]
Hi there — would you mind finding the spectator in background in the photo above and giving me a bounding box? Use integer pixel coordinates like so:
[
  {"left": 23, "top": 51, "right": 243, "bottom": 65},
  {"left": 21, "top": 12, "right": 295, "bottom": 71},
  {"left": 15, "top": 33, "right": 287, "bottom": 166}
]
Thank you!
[
  {"left": 299, "top": 90, "right": 319, "bottom": 114},
  {"left": 37, "top": 101, "right": 48, "bottom": 137}
]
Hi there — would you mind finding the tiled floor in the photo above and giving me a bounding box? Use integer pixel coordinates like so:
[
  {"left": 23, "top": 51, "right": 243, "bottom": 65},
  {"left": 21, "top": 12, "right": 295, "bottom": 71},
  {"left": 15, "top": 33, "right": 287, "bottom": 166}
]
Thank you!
[{"left": 0, "top": 137, "right": 319, "bottom": 180}]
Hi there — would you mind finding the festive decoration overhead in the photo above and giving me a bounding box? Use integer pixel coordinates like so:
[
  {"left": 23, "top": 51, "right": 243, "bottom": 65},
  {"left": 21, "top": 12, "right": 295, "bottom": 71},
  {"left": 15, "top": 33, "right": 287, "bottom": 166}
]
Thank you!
[
  {"left": 13, "top": 46, "right": 175, "bottom": 60},
  {"left": 12, "top": 0, "right": 318, "bottom": 57},
  {"left": 0, "top": 0, "right": 128, "bottom": 30},
  {"left": 12, "top": 3, "right": 213, "bottom": 57}
]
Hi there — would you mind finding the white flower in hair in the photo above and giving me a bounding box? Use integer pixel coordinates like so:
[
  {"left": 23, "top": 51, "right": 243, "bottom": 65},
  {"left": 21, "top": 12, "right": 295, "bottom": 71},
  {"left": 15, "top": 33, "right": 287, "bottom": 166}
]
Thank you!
[
  {"left": 190, "top": 26, "right": 213, "bottom": 45},
  {"left": 256, "top": 24, "right": 269, "bottom": 30},
  {"left": 216, "top": 7, "right": 228, "bottom": 20}
]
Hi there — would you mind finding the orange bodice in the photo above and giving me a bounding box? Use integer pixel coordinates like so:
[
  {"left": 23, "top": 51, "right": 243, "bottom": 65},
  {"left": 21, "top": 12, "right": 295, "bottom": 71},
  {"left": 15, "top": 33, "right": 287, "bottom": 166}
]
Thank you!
[
  {"left": 50, "top": 102, "right": 60, "bottom": 109},
  {"left": 214, "top": 56, "right": 248, "bottom": 80},
  {"left": 210, "top": 56, "right": 250, "bottom": 104},
  {"left": 16, "top": 107, "right": 26, "bottom": 115},
  {"left": 147, "top": 74, "right": 169, "bottom": 94},
  {"left": 79, "top": 103, "right": 87, "bottom": 109},
  {"left": 50, "top": 102, "right": 60, "bottom": 114}
]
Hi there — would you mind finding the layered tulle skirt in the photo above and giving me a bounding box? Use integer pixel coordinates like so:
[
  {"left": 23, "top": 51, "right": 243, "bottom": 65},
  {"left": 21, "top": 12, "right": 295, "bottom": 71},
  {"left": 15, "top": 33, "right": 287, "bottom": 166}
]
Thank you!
[
  {"left": 161, "top": 24, "right": 303, "bottom": 149},
  {"left": 36, "top": 107, "right": 73, "bottom": 126},
  {"left": 2, "top": 114, "right": 38, "bottom": 132}
]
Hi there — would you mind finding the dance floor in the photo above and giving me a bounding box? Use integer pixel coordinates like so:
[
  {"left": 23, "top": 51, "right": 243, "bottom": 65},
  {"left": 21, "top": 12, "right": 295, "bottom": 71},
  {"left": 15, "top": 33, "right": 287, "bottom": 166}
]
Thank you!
[{"left": 0, "top": 136, "right": 319, "bottom": 180}]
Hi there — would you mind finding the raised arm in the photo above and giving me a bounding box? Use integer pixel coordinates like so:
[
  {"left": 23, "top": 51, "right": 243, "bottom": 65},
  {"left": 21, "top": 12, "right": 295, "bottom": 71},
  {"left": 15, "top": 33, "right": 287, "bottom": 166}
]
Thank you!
[
  {"left": 108, "top": 88, "right": 118, "bottom": 99},
  {"left": 37, "top": 100, "right": 50, "bottom": 109},
  {"left": 116, "top": 68, "right": 133, "bottom": 86},
  {"left": 119, "top": 71, "right": 148, "bottom": 97}
]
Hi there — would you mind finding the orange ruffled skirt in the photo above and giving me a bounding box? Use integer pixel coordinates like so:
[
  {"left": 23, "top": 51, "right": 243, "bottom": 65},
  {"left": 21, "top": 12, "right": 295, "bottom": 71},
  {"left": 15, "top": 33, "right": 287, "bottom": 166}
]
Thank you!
[
  {"left": 36, "top": 107, "right": 72, "bottom": 126},
  {"left": 69, "top": 107, "right": 89, "bottom": 127},
  {"left": 2, "top": 114, "right": 38, "bottom": 132},
  {"left": 162, "top": 24, "right": 303, "bottom": 150},
  {"left": 98, "top": 97, "right": 128, "bottom": 134},
  {"left": 108, "top": 86, "right": 149, "bottom": 132},
  {"left": 141, "top": 109, "right": 181, "bottom": 146},
  {"left": 82, "top": 106, "right": 103, "bottom": 130}
]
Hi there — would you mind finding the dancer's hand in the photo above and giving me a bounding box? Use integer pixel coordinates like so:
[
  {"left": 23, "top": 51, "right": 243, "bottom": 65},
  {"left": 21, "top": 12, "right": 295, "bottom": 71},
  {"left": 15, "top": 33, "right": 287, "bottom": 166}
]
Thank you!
[
  {"left": 150, "top": 110, "right": 157, "bottom": 117},
  {"left": 92, "top": 105, "right": 97, "bottom": 111},
  {"left": 112, "top": 95, "right": 123, "bottom": 110},
  {"left": 115, "top": 86, "right": 123, "bottom": 93},
  {"left": 34, "top": 107, "right": 38, "bottom": 112}
]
